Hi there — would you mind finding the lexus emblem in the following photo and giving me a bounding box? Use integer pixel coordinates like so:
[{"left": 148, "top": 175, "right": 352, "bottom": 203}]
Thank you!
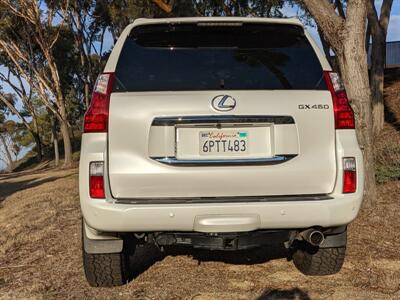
[{"left": 211, "top": 95, "right": 236, "bottom": 112}]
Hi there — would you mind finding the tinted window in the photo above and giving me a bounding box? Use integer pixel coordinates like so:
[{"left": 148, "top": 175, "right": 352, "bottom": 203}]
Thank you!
[{"left": 114, "top": 23, "right": 326, "bottom": 92}]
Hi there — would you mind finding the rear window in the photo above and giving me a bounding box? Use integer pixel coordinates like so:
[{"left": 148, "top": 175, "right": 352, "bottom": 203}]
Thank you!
[{"left": 114, "top": 23, "right": 326, "bottom": 92}]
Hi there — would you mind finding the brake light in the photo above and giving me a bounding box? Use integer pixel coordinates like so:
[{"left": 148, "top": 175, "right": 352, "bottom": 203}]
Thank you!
[
  {"left": 324, "top": 71, "right": 355, "bottom": 129},
  {"left": 89, "top": 162, "right": 105, "bottom": 198},
  {"left": 343, "top": 157, "right": 356, "bottom": 193},
  {"left": 83, "top": 73, "right": 115, "bottom": 133}
]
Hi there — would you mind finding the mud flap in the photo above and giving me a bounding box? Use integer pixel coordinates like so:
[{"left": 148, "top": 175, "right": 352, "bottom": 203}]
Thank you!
[{"left": 83, "top": 221, "right": 123, "bottom": 254}]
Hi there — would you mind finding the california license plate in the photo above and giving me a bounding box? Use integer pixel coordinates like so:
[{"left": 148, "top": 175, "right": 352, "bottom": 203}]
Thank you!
[{"left": 199, "top": 130, "right": 248, "bottom": 155}]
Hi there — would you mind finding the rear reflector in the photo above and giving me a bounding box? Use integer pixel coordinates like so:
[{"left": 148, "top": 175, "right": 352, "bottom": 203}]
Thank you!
[
  {"left": 343, "top": 157, "right": 356, "bottom": 193},
  {"left": 89, "top": 162, "right": 105, "bottom": 199},
  {"left": 324, "top": 71, "right": 355, "bottom": 129},
  {"left": 83, "top": 73, "right": 115, "bottom": 133}
]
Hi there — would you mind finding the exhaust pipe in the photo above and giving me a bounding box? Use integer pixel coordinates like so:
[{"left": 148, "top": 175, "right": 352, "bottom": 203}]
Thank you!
[{"left": 301, "top": 229, "right": 325, "bottom": 246}]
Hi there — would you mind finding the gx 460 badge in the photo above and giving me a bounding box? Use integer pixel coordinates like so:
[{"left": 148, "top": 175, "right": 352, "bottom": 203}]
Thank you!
[{"left": 298, "top": 104, "right": 330, "bottom": 110}]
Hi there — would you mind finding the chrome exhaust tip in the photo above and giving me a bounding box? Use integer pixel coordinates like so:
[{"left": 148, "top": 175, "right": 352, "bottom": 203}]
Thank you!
[
  {"left": 300, "top": 229, "right": 325, "bottom": 246},
  {"left": 308, "top": 230, "right": 325, "bottom": 246}
]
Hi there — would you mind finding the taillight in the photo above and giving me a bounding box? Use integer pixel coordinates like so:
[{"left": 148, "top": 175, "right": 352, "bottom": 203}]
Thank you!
[
  {"left": 343, "top": 157, "right": 356, "bottom": 193},
  {"left": 324, "top": 71, "right": 355, "bottom": 129},
  {"left": 83, "top": 73, "right": 115, "bottom": 133},
  {"left": 89, "top": 162, "right": 105, "bottom": 198}
]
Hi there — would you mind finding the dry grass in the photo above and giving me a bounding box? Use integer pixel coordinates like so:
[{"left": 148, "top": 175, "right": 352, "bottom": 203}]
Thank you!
[
  {"left": 374, "top": 125, "right": 400, "bottom": 183},
  {"left": 0, "top": 167, "right": 399, "bottom": 300},
  {"left": 374, "top": 71, "right": 400, "bottom": 184}
]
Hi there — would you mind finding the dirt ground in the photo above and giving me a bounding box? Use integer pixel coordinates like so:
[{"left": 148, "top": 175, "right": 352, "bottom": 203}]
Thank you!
[{"left": 0, "top": 167, "right": 399, "bottom": 300}]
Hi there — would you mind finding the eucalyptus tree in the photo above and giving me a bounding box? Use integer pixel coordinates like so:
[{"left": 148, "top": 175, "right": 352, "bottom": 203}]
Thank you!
[
  {"left": 0, "top": 69, "right": 43, "bottom": 162},
  {"left": 0, "top": 114, "right": 20, "bottom": 172},
  {"left": 0, "top": 0, "right": 73, "bottom": 167}
]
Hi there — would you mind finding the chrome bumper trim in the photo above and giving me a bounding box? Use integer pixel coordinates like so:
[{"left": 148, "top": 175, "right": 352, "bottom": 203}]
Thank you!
[
  {"left": 151, "top": 155, "right": 297, "bottom": 166},
  {"left": 115, "top": 194, "right": 333, "bottom": 205},
  {"left": 152, "top": 115, "right": 295, "bottom": 126}
]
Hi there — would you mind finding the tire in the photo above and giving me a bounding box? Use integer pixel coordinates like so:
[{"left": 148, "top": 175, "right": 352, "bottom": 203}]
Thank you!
[
  {"left": 82, "top": 225, "right": 136, "bottom": 287},
  {"left": 83, "top": 249, "right": 131, "bottom": 287},
  {"left": 292, "top": 244, "right": 346, "bottom": 276}
]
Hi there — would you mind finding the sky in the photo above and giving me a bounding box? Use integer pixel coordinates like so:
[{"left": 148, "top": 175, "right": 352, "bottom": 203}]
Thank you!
[{"left": 0, "top": 1, "right": 400, "bottom": 170}]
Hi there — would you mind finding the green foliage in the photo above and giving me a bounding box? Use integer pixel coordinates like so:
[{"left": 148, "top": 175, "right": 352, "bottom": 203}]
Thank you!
[
  {"left": 196, "top": 0, "right": 285, "bottom": 17},
  {"left": 376, "top": 164, "right": 400, "bottom": 184},
  {"left": 375, "top": 132, "right": 400, "bottom": 184}
]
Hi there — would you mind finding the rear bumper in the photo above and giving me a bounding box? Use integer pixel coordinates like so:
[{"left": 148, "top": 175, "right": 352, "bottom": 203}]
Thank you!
[
  {"left": 81, "top": 193, "right": 362, "bottom": 233},
  {"left": 80, "top": 130, "right": 364, "bottom": 233}
]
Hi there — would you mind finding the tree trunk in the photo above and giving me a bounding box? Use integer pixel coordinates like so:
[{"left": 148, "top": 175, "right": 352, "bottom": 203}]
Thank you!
[
  {"left": 367, "top": 0, "right": 394, "bottom": 135},
  {"left": 72, "top": 9, "right": 91, "bottom": 109},
  {"left": 302, "top": 0, "right": 377, "bottom": 206},
  {"left": 31, "top": 114, "right": 42, "bottom": 162},
  {"left": 370, "top": 33, "right": 386, "bottom": 135},
  {"left": 0, "top": 134, "right": 15, "bottom": 172},
  {"left": 318, "top": 27, "right": 340, "bottom": 72},
  {"left": 338, "top": 41, "right": 377, "bottom": 207},
  {"left": 59, "top": 120, "right": 72, "bottom": 168},
  {"left": 32, "top": 131, "right": 43, "bottom": 162},
  {"left": 50, "top": 115, "right": 59, "bottom": 167}
]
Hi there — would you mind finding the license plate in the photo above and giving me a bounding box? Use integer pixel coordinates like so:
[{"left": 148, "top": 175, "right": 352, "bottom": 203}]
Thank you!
[{"left": 199, "top": 130, "right": 248, "bottom": 155}]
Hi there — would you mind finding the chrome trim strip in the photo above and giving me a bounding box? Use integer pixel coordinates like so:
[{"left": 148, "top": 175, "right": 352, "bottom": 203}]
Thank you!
[
  {"left": 115, "top": 194, "right": 333, "bottom": 205},
  {"left": 151, "top": 155, "right": 297, "bottom": 166},
  {"left": 152, "top": 115, "right": 295, "bottom": 126}
]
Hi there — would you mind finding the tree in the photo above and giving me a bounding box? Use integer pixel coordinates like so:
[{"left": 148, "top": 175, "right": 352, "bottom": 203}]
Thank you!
[
  {"left": 367, "top": 0, "right": 394, "bottom": 135},
  {"left": 195, "top": 0, "right": 285, "bottom": 17},
  {"left": 0, "top": 0, "right": 73, "bottom": 167},
  {"left": 96, "top": 0, "right": 163, "bottom": 42},
  {"left": 301, "top": 0, "right": 376, "bottom": 205},
  {"left": 63, "top": 0, "right": 109, "bottom": 109},
  {"left": 0, "top": 116, "right": 21, "bottom": 172},
  {"left": 0, "top": 70, "right": 43, "bottom": 162}
]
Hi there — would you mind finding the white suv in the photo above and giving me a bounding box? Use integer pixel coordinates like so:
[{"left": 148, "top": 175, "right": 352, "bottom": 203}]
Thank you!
[{"left": 79, "top": 17, "right": 364, "bottom": 287}]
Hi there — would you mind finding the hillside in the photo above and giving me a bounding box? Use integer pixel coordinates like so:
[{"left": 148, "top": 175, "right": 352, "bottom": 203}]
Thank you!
[{"left": 0, "top": 167, "right": 399, "bottom": 299}]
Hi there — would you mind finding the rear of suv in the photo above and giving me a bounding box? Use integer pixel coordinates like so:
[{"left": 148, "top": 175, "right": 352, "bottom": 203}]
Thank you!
[{"left": 80, "top": 17, "right": 363, "bottom": 287}]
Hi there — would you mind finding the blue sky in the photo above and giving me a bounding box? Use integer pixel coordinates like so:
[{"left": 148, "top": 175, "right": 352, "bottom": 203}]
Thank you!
[{"left": 0, "top": 1, "right": 399, "bottom": 170}]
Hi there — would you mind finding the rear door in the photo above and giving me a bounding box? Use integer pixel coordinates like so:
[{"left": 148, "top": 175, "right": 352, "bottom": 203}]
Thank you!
[{"left": 108, "top": 22, "right": 336, "bottom": 199}]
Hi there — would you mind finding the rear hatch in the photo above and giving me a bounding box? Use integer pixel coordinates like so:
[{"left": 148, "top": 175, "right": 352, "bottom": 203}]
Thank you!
[{"left": 108, "top": 22, "right": 336, "bottom": 199}]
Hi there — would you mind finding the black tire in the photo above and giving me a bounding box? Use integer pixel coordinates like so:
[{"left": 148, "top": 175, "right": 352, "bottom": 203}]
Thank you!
[
  {"left": 82, "top": 224, "right": 136, "bottom": 287},
  {"left": 292, "top": 245, "right": 346, "bottom": 276},
  {"left": 83, "top": 249, "right": 131, "bottom": 287}
]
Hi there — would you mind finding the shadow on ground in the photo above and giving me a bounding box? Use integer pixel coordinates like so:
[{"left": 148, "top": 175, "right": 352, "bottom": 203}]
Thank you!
[
  {"left": 0, "top": 162, "right": 53, "bottom": 181},
  {"left": 128, "top": 244, "right": 310, "bottom": 298},
  {"left": 170, "top": 244, "right": 288, "bottom": 265},
  {"left": 257, "top": 288, "right": 310, "bottom": 300},
  {"left": 129, "top": 243, "right": 288, "bottom": 277},
  {"left": 0, "top": 173, "right": 74, "bottom": 202}
]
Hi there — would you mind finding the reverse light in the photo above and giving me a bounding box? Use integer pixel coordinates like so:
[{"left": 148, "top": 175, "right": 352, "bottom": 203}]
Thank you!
[
  {"left": 89, "top": 161, "right": 105, "bottom": 199},
  {"left": 324, "top": 71, "right": 355, "bottom": 129},
  {"left": 83, "top": 73, "right": 115, "bottom": 133},
  {"left": 343, "top": 157, "right": 357, "bottom": 193}
]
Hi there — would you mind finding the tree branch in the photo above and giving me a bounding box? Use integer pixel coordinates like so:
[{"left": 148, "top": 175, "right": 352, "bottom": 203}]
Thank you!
[
  {"left": 301, "top": 0, "right": 346, "bottom": 53},
  {"left": 367, "top": 0, "right": 381, "bottom": 37},
  {"left": 0, "top": 94, "right": 29, "bottom": 129},
  {"left": 151, "top": 0, "right": 173, "bottom": 13},
  {"left": 379, "top": 0, "right": 394, "bottom": 33}
]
